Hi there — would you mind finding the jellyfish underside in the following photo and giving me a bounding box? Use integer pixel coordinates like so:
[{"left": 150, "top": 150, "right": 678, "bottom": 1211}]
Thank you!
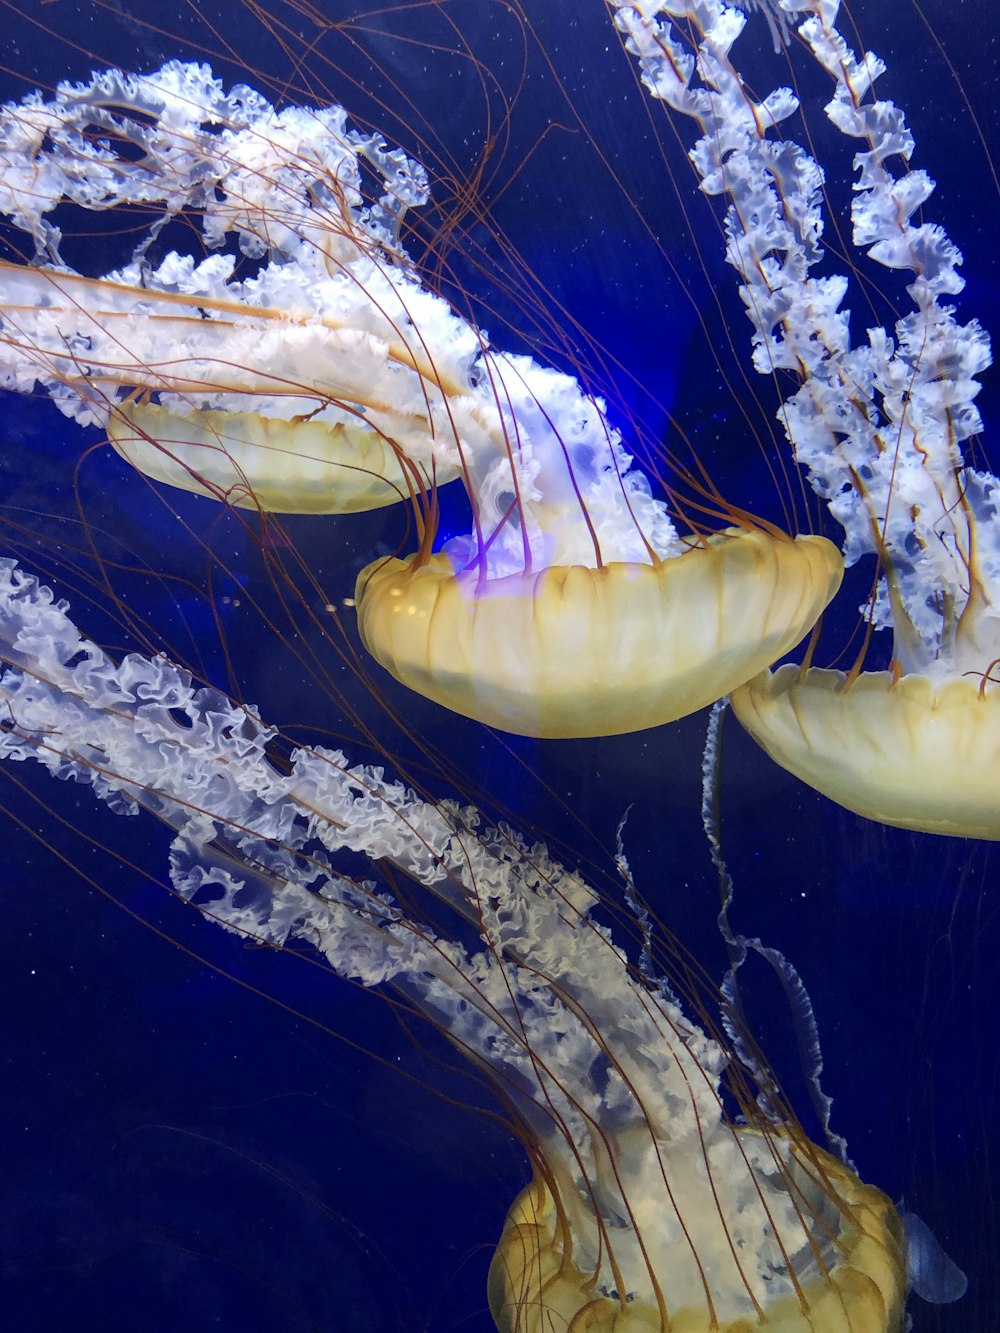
[
  {"left": 732, "top": 666, "right": 1000, "bottom": 839},
  {"left": 728, "top": 481, "right": 1000, "bottom": 839},
  {"left": 108, "top": 399, "right": 456, "bottom": 513},
  {"left": 356, "top": 528, "right": 842, "bottom": 738},
  {"left": 488, "top": 1130, "right": 905, "bottom": 1332}
]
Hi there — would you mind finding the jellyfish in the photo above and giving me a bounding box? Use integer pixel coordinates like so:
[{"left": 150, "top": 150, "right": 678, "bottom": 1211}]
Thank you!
[
  {"left": 0, "top": 1, "right": 990, "bottom": 1326},
  {"left": 610, "top": 0, "right": 1000, "bottom": 836},
  {"left": 0, "top": 60, "right": 841, "bottom": 740},
  {"left": 0, "top": 556, "right": 907, "bottom": 1330}
]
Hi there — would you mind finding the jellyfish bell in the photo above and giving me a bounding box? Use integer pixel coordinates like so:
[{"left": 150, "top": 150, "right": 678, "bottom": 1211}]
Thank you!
[
  {"left": 730, "top": 450, "right": 1000, "bottom": 839},
  {"left": 356, "top": 525, "right": 841, "bottom": 738},
  {"left": 0, "top": 56, "right": 843, "bottom": 740},
  {"left": 106, "top": 398, "right": 429, "bottom": 514},
  {"left": 731, "top": 667, "right": 1000, "bottom": 840},
  {"left": 490, "top": 1132, "right": 904, "bottom": 1332}
]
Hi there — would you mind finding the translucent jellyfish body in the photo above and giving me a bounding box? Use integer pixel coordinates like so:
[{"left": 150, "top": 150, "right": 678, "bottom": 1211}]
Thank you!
[
  {"left": 0, "top": 560, "right": 905, "bottom": 1333},
  {"left": 489, "top": 1133, "right": 905, "bottom": 1332},
  {"left": 0, "top": 61, "right": 841, "bottom": 738},
  {"left": 357, "top": 528, "right": 841, "bottom": 737},
  {"left": 613, "top": 0, "right": 1000, "bottom": 830},
  {"left": 733, "top": 668, "right": 1000, "bottom": 839}
]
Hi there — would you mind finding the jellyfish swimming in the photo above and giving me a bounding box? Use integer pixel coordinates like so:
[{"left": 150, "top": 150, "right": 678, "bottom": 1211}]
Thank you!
[
  {"left": 609, "top": 0, "right": 1000, "bottom": 836},
  {"left": 0, "top": 0, "right": 992, "bottom": 1328},
  {"left": 0, "top": 556, "right": 907, "bottom": 1330},
  {"left": 0, "top": 58, "right": 840, "bottom": 739}
]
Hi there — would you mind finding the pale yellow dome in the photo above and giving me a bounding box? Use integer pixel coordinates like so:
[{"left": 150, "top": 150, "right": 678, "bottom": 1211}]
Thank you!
[
  {"left": 488, "top": 1136, "right": 905, "bottom": 1332},
  {"left": 732, "top": 665, "right": 1000, "bottom": 838},
  {"left": 108, "top": 400, "right": 455, "bottom": 513},
  {"left": 355, "top": 527, "right": 843, "bottom": 738}
]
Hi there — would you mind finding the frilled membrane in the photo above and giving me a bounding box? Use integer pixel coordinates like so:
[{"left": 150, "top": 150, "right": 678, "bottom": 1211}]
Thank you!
[
  {"left": 732, "top": 665, "right": 1000, "bottom": 838},
  {"left": 355, "top": 527, "right": 843, "bottom": 738},
  {"left": 107, "top": 400, "right": 457, "bottom": 513},
  {"left": 488, "top": 1135, "right": 905, "bottom": 1333}
]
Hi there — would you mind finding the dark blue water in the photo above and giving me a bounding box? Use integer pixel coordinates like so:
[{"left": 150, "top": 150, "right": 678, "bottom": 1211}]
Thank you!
[{"left": 0, "top": 2, "right": 996, "bottom": 1330}]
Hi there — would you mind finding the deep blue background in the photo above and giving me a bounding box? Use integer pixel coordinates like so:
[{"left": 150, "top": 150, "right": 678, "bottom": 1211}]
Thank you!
[{"left": 0, "top": 2, "right": 997, "bottom": 1330}]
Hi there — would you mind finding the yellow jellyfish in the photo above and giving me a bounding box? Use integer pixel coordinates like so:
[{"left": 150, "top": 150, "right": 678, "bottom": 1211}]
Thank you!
[
  {"left": 0, "top": 58, "right": 841, "bottom": 740},
  {"left": 107, "top": 399, "right": 436, "bottom": 514},
  {"left": 611, "top": 0, "right": 1000, "bottom": 834},
  {"left": 490, "top": 1136, "right": 904, "bottom": 1332},
  {"left": 0, "top": 557, "right": 906, "bottom": 1332},
  {"left": 356, "top": 525, "right": 839, "bottom": 738},
  {"left": 0, "top": 2, "right": 983, "bottom": 1327}
]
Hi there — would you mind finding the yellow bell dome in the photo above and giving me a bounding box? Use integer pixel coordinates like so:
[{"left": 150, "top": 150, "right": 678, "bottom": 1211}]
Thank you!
[
  {"left": 108, "top": 400, "right": 455, "bottom": 513},
  {"left": 732, "top": 665, "right": 1000, "bottom": 838},
  {"left": 489, "top": 1134, "right": 906, "bottom": 1333},
  {"left": 356, "top": 527, "right": 843, "bottom": 738}
]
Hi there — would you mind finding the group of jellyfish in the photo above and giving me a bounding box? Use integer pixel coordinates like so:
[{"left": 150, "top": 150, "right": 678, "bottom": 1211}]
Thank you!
[{"left": 0, "top": 0, "right": 993, "bottom": 1327}]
